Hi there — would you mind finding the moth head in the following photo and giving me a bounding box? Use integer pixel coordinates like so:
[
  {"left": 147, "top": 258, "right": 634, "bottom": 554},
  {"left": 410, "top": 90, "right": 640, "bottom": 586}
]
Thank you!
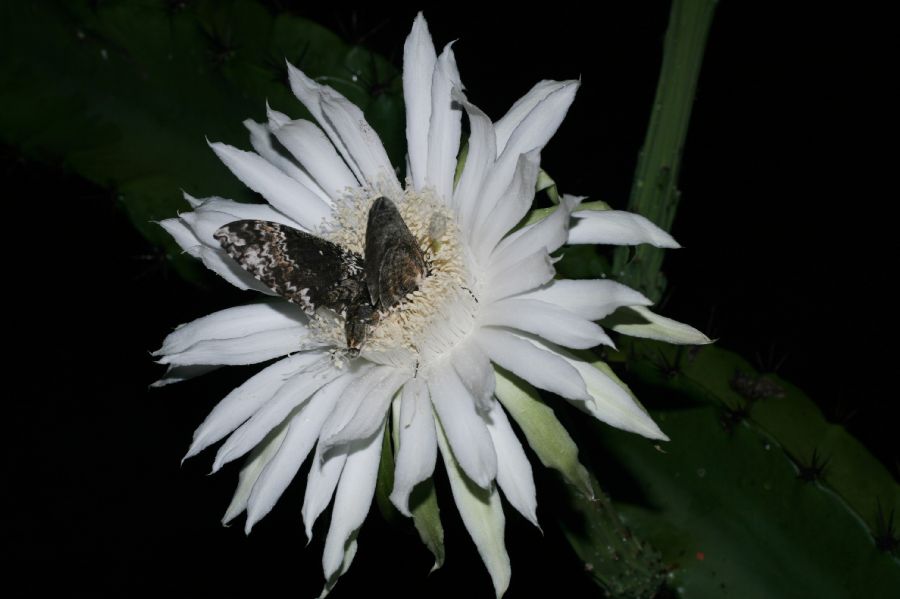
[{"left": 344, "top": 301, "right": 376, "bottom": 358}]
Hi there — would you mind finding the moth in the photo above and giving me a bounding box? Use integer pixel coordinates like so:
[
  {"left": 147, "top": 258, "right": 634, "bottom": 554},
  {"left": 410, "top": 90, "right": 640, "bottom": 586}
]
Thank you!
[{"left": 215, "top": 196, "right": 426, "bottom": 357}]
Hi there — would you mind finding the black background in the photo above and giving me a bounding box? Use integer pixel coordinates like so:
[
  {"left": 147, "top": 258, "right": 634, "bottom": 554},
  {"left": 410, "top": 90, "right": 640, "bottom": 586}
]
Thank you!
[{"left": 8, "top": 2, "right": 894, "bottom": 597}]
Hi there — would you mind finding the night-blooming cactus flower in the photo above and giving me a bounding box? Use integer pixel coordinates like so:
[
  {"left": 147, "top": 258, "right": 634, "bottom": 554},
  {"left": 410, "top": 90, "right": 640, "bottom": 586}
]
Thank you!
[{"left": 154, "top": 13, "right": 710, "bottom": 597}]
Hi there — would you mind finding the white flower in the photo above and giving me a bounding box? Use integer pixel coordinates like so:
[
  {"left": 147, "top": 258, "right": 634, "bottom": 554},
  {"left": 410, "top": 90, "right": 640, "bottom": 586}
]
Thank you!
[{"left": 155, "top": 13, "right": 710, "bottom": 597}]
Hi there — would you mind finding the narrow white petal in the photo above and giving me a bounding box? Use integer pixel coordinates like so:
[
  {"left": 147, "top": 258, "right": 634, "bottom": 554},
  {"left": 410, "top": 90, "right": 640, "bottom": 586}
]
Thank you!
[
  {"left": 222, "top": 422, "right": 289, "bottom": 525},
  {"left": 403, "top": 13, "right": 437, "bottom": 191},
  {"left": 303, "top": 442, "right": 347, "bottom": 541},
  {"left": 155, "top": 302, "right": 305, "bottom": 357},
  {"left": 244, "top": 118, "right": 332, "bottom": 206},
  {"left": 530, "top": 339, "right": 667, "bottom": 441},
  {"left": 483, "top": 249, "right": 555, "bottom": 303},
  {"left": 613, "top": 305, "right": 713, "bottom": 345},
  {"left": 196, "top": 246, "right": 276, "bottom": 294},
  {"left": 490, "top": 194, "right": 582, "bottom": 273},
  {"left": 493, "top": 80, "right": 569, "bottom": 155},
  {"left": 481, "top": 299, "right": 614, "bottom": 350},
  {"left": 268, "top": 117, "right": 358, "bottom": 200},
  {"left": 209, "top": 142, "right": 332, "bottom": 232},
  {"left": 322, "top": 424, "right": 385, "bottom": 582},
  {"left": 427, "top": 362, "right": 497, "bottom": 489},
  {"left": 159, "top": 218, "right": 201, "bottom": 255},
  {"left": 426, "top": 43, "right": 462, "bottom": 202},
  {"left": 243, "top": 375, "right": 354, "bottom": 533},
  {"left": 151, "top": 364, "right": 220, "bottom": 388},
  {"left": 185, "top": 352, "right": 324, "bottom": 461},
  {"left": 568, "top": 210, "right": 680, "bottom": 248},
  {"left": 190, "top": 195, "right": 303, "bottom": 232},
  {"left": 436, "top": 420, "right": 510, "bottom": 598},
  {"left": 450, "top": 339, "right": 495, "bottom": 411},
  {"left": 156, "top": 326, "right": 309, "bottom": 367},
  {"left": 475, "top": 328, "right": 589, "bottom": 402},
  {"left": 473, "top": 149, "right": 541, "bottom": 264},
  {"left": 473, "top": 81, "right": 578, "bottom": 227},
  {"left": 321, "top": 368, "right": 407, "bottom": 450},
  {"left": 517, "top": 279, "right": 652, "bottom": 321},
  {"left": 318, "top": 365, "right": 395, "bottom": 450},
  {"left": 452, "top": 88, "right": 496, "bottom": 234},
  {"left": 484, "top": 401, "right": 538, "bottom": 527},
  {"left": 389, "top": 378, "right": 437, "bottom": 516},
  {"left": 213, "top": 359, "right": 339, "bottom": 471}
]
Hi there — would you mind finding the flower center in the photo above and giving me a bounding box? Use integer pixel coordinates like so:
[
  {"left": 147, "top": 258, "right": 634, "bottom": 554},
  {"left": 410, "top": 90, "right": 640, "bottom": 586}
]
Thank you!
[{"left": 313, "top": 183, "right": 478, "bottom": 369}]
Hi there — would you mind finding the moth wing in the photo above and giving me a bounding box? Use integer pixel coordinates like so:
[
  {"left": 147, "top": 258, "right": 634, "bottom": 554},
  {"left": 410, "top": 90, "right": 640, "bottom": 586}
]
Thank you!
[
  {"left": 365, "top": 197, "right": 426, "bottom": 309},
  {"left": 214, "top": 220, "right": 365, "bottom": 315}
]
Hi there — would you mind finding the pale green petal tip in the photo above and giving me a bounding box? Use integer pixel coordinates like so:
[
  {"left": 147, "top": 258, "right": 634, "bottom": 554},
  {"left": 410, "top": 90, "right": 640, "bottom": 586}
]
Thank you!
[{"left": 614, "top": 305, "right": 713, "bottom": 345}]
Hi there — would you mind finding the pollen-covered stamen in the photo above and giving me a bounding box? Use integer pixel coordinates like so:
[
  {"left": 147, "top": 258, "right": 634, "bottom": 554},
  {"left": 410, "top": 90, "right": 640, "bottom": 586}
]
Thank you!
[{"left": 317, "top": 184, "right": 478, "bottom": 368}]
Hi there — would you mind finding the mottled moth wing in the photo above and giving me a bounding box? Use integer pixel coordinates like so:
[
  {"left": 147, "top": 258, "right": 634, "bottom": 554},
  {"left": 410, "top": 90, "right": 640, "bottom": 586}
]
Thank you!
[
  {"left": 365, "top": 197, "right": 427, "bottom": 310},
  {"left": 215, "top": 220, "right": 366, "bottom": 316}
]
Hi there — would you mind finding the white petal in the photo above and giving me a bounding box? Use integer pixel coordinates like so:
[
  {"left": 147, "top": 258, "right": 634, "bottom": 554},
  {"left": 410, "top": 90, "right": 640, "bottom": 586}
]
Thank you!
[
  {"left": 244, "top": 118, "right": 332, "bottom": 206},
  {"left": 150, "top": 364, "right": 220, "bottom": 388},
  {"left": 517, "top": 279, "right": 652, "bottom": 321},
  {"left": 196, "top": 246, "right": 276, "bottom": 294},
  {"left": 209, "top": 142, "right": 332, "bottom": 232},
  {"left": 473, "top": 149, "right": 541, "bottom": 264},
  {"left": 159, "top": 218, "right": 201, "bottom": 255},
  {"left": 190, "top": 195, "right": 303, "bottom": 233},
  {"left": 426, "top": 43, "right": 462, "bottom": 202},
  {"left": 530, "top": 339, "right": 668, "bottom": 441},
  {"left": 155, "top": 302, "right": 305, "bottom": 357},
  {"left": 450, "top": 338, "right": 495, "bottom": 411},
  {"left": 286, "top": 63, "right": 401, "bottom": 192},
  {"left": 303, "top": 441, "right": 347, "bottom": 541},
  {"left": 484, "top": 401, "right": 538, "bottom": 527},
  {"left": 403, "top": 13, "right": 437, "bottom": 191},
  {"left": 612, "top": 305, "right": 713, "bottom": 345},
  {"left": 268, "top": 115, "right": 358, "bottom": 200},
  {"left": 473, "top": 81, "right": 578, "bottom": 227},
  {"left": 474, "top": 328, "right": 589, "bottom": 402},
  {"left": 483, "top": 249, "right": 555, "bottom": 303},
  {"left": 320, "top": 367, "right": 406, "bottom": 450},
  {"left": 481, "top": 299, "right": 614, "bottom": 350},
  {"left": 212, "top": 358, "right": 339, "bottom": 471},
  {"left": 568, "top": 210, "right": 680, "bottom": 247},
  {"left": 156, "top": 326, "right": 310, "bottom": 367},
  {"left": 436, "top": 419, "right": 510, "bottom": 598},
  {"left": 322, "top": 424, "right": 385, "bottom": 582},
  {"left": 427, "top": 362, "right": 497, "bottom": 489},
  {"left": 490, "top": 194, "right": 582, "bottom": 273},
  {"left": 184, "top": 352, "right": 325, "bottom": 461},
  {"left": 244, "top": 375, "right": 354, "bottom": 532},
  {"left": 451, "top": 88, "right": 496, "bottom": 235},
  {"left": 389, "top": 378, "right": 437, "bottom": 516},
  {"left": 493, "top": 80, "right": 569, "bottom": 155},
  {"left": 222, "top": 422, "right": 289, "bottom": 525}
]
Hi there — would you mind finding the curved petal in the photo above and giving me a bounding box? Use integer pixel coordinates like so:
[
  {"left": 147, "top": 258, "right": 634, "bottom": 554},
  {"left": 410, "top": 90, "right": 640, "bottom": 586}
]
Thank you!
[
  {"left": 155, "top": 326, "right": 310, "bottom": 367},
  {"left": 151, "top": 364, "right": 220, "bottom": 388},
  {"left": 302, "top": 441, "right": 347, "bottom": 541},
  {"left": 287, "top": 63, "right": 401, "bottom": 193},
  {"left": 244, "top": 118, "right": 332, "bottom": 206},
  {"left": 268, "top": 115, "right": 358, "bottom": 201},
  {"left": 222, "top": 422, "right": 290, "bottom": 525},
  {"left": 389, "top": 378, "right": 437, "bottom": 516},
  {"left": 403, "top": 12, "right": 437, "bottom": 191},
  {"left": 212, "top": 358, "right": 340, "bottom": 471},
  {"left": 567, "top": 210, "right": 680, "bottom": 248},
  {"left": 483, "top": 249, "right": 555, "bottom": 303},
  {"left": 452, "top": 88, "right": 496, "bottom": 235},
  {"left": 426, "top": 43, "right": 462, "bottom": 203},
  {"left": 243, "top": 374, "right": 355, "bottom": 532},
  {"left": 612, "top": 305, "right": 712, "bottom": 345},
  {"left": 490, "top": 194, "right": 582, "bottom": 273},
  {"left": 322, "top": 424, "right": 385, "bottom": 583},
  {"left": 184, "top": 351, "right": 325, "bottom": 461},
  {"left": 474, "top": 327, "right": 589, "bottom": 402},
  {"left": 427, "top": 362, "right": 497, "bottom": 489},
  {"left": 481, "top": 299, "right": 614, "bottom": 349},
  {"left": 436, "top": 419, "right": 510, "bottom": 598},
  {"left": 493, "top": 80, "right": 569, "bottom": 155},
  {"left": 450, "top": 338, "right": 495, "bottom": 411},
  {"left": 209, "top": 142, "right": 332, "bottom": 232},
  {"left": 320, "top": 367, "right": 407, "bottom": 450},
  {"left": 158, "top": 218, "right": 202, "bottom": 255},
  {"left": 188, "top": 195, "right": 303, "bottom": 235},
  {"left": 472, "top": 149, "right": 541, "bottom": 264},
  {"left": 484, "top": 401, "right": 538, "bottom": 527},
  {"left": 516, "top": 279, "right": 651, "bottom": 321},
  {"left": 155, "top": 302, "right": 305, "bottom": 357}
]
